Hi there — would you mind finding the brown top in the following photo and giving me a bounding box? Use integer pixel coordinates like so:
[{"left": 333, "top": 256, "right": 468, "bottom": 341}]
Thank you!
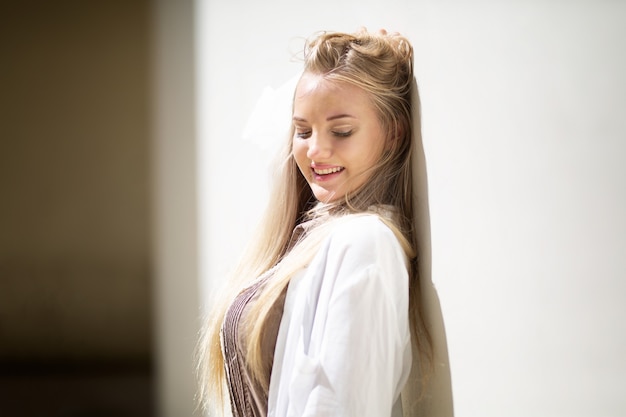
[
  {"left": 221, "top": 269, "right": 287, "bottom": 417},
  {"left": 221, "top": 217, "right": 319, "bottom": 417}
]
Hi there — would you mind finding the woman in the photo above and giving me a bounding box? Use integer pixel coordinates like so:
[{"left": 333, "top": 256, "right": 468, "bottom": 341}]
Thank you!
[{"left": 198, "top": 28, "right": 434, "bottom": 417}]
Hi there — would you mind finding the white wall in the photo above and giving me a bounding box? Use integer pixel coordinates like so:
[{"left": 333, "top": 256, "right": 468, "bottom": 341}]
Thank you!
[
  {"left": 419, "top": 3, "right": 626, "bottom": 416},
  {"left": 197, "top": 1, "right": 626, "bottom": 416}
]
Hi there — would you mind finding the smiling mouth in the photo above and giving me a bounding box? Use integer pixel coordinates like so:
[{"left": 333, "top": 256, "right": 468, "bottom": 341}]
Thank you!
[{"left": 312, "top": 166, "right": 344, "bottom": 175}]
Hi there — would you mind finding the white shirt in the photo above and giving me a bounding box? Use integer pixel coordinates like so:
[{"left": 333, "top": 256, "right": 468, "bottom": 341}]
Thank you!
[{"left": 268, "top": 215, "right": 413, "bottom": 417}]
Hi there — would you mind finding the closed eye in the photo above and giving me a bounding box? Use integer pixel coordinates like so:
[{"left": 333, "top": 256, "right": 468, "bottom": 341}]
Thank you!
[
  {"left": 332, "top": 130, "right": 352, "bottom": 138},
  {"left": 295, "top": 130, "right": 311, "bottom": 139}
]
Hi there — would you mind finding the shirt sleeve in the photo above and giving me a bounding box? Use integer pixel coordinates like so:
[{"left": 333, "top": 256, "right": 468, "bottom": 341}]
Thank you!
[{"left": 286, "top": 215, "right": 412, "bottom": 417}]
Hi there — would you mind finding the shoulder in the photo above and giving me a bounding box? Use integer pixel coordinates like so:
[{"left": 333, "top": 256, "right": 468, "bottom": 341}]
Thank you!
[
  {"left": 307, "top": 214, "right": 410, "bottom": 308},
  {"left": 324, "top": 214, "right": 408, "bottom": 266},
  {"left": 330, "top": 214, "right": 397, "bottom": 243}
]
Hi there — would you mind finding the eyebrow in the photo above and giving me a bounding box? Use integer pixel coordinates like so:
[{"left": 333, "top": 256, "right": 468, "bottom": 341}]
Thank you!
[{"left": 292, "top": 114, "right": 356, "bottom": 122}]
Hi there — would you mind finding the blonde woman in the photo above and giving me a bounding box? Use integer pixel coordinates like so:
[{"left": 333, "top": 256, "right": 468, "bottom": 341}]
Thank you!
[{"left": 198, "top": 29, "right": 448, "bottom": 417}]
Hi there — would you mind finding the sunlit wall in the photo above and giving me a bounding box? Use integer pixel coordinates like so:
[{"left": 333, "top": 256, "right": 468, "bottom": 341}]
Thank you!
[{"left": 196, "top": 1, "right": 626, "bottom": 416}]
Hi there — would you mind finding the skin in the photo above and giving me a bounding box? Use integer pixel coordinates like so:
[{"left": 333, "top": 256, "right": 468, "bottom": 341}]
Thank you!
[{"left": 292, "top": 72, "right": 387, "bottom": 203}]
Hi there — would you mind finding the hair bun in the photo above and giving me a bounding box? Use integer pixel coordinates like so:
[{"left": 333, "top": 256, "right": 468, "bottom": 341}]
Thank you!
[
  {"left": 360, "top": 28, "right": 413, "bottom": 63},
  {"left": 304, "top": 29, "right": 414, "bottom": 82}
]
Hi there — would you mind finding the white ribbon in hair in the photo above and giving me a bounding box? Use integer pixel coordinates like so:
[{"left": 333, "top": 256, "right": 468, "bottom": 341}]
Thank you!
[{"left": 242, "top": 73, "right": 302, "bottom": 155}]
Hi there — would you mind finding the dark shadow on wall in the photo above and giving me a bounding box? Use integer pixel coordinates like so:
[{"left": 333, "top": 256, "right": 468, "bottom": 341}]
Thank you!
[
  {"left": 0, "top": 360, "right": 153, "bottom": 417},
  {"left": 403, "top": 78, "right": 455, "bottom": 417},
  {"left": 0, "top": 1, "right": 154, "bottom": 416}
]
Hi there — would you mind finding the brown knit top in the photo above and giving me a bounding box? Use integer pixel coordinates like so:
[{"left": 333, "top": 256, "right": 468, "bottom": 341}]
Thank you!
[
  {"left": 221, "top": 269, "right": 288, "bottom": 417},
  {"left": 220, "top": 216, "right": 322, "bottom": 416},
  {"left": 222, "top": 268, "right": 287, "bottom": 417}
]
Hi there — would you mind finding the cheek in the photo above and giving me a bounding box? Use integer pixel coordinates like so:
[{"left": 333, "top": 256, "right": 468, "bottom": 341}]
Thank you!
[
  {"left": 357, "top": 140, "right": 385, "bottom": 169},
  {"left": 292, "top": 140, "right": 308, "bottom": 171}
]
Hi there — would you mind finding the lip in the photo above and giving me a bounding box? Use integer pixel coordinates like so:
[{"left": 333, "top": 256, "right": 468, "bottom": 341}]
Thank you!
[{"left": 310, "top": 163, "right": 345, "bottom": 182}]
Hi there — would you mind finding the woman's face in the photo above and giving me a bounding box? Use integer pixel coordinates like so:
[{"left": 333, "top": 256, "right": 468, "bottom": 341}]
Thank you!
[{"left": 292, "top": 72, "right": 387, "bottom": 203}]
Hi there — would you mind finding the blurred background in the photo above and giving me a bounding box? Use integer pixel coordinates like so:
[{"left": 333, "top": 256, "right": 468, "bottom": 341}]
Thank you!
[
  {"left": 1, "top": 1, "right": 156, "bottom": 416},
  {"left": 2, "top": 1, "right": 625, "bottom": 417}
]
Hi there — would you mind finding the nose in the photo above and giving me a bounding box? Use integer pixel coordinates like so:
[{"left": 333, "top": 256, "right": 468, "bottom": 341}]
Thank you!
[{"left": 306, "top": 132, "right": 332, "bottom": 160}]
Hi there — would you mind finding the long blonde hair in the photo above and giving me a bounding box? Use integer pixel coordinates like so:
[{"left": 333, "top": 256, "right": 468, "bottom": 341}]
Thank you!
[{"left": 197, "top": 28, "right": 431, "bottom": 412}]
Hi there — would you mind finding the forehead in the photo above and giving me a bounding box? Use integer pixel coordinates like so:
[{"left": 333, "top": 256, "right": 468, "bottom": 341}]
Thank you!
[{"left": 293, "top": 73, "right": 373, "bottom": 114}]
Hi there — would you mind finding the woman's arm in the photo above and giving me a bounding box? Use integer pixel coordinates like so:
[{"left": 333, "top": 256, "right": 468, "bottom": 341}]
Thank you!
[{"left": 274, "top": 215, "right": 412, "bottom": 417}]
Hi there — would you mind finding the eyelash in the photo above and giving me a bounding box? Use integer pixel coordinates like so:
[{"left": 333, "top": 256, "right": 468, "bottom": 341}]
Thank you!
[{"left": 295, "top": 130, "right": 353, "bottom": 139}]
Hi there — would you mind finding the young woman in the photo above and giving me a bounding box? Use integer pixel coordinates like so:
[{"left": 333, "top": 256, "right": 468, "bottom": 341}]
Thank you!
[{"left": 198, "top": 29, "right": 436, "bottom": 417}]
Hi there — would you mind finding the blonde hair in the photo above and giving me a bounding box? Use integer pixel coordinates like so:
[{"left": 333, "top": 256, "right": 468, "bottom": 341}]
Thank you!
[{"left": 197, "top": 29, "right": 431, "bottom": 412}]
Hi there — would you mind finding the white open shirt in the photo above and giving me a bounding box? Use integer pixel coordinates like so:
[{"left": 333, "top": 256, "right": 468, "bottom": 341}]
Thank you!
[{"left": 268, "top": 215, "right": 412, "bottom": 417}]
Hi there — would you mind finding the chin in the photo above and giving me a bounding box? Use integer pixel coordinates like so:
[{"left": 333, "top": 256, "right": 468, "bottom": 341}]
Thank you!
[{"left": 313, "top": 190, "right": 342, "bottom": 204}]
